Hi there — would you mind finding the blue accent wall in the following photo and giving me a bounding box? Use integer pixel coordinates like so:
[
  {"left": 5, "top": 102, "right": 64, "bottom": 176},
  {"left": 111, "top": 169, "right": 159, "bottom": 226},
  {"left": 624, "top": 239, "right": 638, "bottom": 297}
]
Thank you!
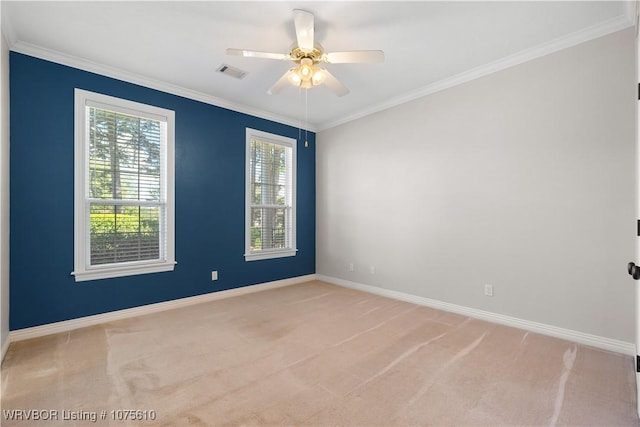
[{"left": 9, "top": 52, "right": 316, "bottom": 330}]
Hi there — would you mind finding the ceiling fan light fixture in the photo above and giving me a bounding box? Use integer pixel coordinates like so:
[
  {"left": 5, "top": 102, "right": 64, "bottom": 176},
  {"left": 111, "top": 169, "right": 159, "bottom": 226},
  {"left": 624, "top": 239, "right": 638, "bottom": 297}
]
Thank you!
[
  {"left": 297, "top": 58, "right": 313, "bottom": 79},
  {"left": 288, "top": 57, "right": 324, "bottom": 88},
  {"left": 228, "top": 9, "right": 383, "bottom": 96},
  {"left": 311, "top": 69, "right": 325, "bottom": 86},
  {"left": 287, "top": 70, "right": 302, "bottom": 85}
]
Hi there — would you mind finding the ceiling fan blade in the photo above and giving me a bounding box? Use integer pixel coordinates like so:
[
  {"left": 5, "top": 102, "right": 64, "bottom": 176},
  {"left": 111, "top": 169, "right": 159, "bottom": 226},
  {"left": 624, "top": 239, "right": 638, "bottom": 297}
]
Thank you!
[
  {"left": 324, "top": 50, "right": 385, "bottom": 64},
  {"left": 226, "top": 48, "right": 290, "bottom": 61},
  {"left": 267, "top": 69, "right": 295, "bottom": 95},
  {"left": 321, "top": 69, "right": 349, "bottom": 97},
  {"left": 293, "top": 9, "right": 314, "bottom": 52}
]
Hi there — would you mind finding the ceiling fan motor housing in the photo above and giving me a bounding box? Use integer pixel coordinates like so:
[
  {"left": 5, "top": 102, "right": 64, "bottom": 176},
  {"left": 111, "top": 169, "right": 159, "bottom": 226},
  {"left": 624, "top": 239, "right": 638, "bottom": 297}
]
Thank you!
[
  {"left": 227, "top": 9, "right": 381, "bottom": 96},
  {"left": 290, "top": 46, "right": 324, "bottom": 64}
]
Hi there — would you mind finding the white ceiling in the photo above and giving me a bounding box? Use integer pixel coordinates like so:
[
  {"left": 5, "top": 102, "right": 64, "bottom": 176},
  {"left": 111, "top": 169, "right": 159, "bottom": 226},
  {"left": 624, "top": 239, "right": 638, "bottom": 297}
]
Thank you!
[{"left": 1, "top": 1, "right": 634, "bottom": 130}]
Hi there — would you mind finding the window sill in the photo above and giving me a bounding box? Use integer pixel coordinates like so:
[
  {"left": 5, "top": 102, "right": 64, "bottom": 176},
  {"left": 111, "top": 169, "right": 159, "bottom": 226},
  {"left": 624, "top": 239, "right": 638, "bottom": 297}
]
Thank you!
[
  {"left": 245, "top": 249, "right": 297, "bottom": 262},
  {"left": 72, "top": 261, "right": 176, "bottom": 282}
]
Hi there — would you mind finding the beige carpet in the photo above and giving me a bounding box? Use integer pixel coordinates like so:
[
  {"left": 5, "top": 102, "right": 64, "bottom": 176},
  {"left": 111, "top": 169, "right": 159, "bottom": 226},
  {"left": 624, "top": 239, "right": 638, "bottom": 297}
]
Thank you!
[{"left": 1, "top": 280, "right": 638, "bottom": 426}]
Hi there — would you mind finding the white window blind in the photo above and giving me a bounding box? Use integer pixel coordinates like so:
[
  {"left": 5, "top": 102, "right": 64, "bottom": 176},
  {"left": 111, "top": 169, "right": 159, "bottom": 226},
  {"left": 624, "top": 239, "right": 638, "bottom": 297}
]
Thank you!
[
  {"left": 245, "top": 128, "right": 296, "bottom": 261},
  {"left": 73, "top": 90, "right": 175, "bottom": 281},
  {"left": 88, "top": 107, "right": 164, "bottom": 265}
]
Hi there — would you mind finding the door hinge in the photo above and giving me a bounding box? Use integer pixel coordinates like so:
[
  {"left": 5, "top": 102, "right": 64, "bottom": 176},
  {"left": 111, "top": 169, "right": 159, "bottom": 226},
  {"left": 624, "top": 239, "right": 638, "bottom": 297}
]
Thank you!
[{"left": 636, "top": 355, "right": 640, "bottom": 372}]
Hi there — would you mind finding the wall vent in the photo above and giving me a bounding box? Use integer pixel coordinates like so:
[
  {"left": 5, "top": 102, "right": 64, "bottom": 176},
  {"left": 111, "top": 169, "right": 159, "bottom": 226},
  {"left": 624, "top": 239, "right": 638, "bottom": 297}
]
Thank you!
[{"left": 217, "top": 64, "right": 247, "bottom": 79}]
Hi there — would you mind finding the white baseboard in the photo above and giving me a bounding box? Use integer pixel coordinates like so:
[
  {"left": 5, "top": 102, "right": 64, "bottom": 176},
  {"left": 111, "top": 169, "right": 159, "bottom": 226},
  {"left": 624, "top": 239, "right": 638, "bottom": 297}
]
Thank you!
[
  {"left": 1, "top": 334, "right": 9, "bottom": 362},
  {"left": 9, "top": 274, "right": 316, "bottom": 343},
  {"left": 317, "top": 275, "right": 635, "bottom": 356},
  {"left": 8, "top": 273, "right": 633, "bottom": 357}
]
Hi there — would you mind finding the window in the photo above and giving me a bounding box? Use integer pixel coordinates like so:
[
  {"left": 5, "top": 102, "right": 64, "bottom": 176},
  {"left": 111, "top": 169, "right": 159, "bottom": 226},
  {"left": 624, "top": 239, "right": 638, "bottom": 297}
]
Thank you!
[
  {"left": 245, "top": 128, "right": 296, "bottom": 261},
  {"left": 73, "top": 89, "right": 175, "bottom": 281}
]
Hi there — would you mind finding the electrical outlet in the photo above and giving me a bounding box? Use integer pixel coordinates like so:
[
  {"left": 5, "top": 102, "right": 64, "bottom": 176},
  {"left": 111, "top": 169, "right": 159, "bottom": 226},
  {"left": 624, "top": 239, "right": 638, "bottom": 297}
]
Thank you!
[
  {"left": 370, "top": 265, "right": 376, "bottom": 274},
  {"left": 211, "top": 271, "right": 218, "bottom": 281},
  {"left": 349, "top": 262, "right": 354, "bottom": 272},
  {"left": 484, "top": 284, "right": 493, "bottom": 297}
]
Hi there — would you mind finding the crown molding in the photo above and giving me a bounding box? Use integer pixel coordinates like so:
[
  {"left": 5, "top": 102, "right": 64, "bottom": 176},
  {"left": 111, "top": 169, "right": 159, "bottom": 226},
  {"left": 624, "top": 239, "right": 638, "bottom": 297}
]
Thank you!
[
  {"left": 317, "top": 14, "right": 635, "bottom": 131},
  {"left": 9, "top": 40, "right": 317, "bottom": 132},
  {"left": 4, "top": 10, "right": 633, "bottom": 133},
  {"left": 0, "top": 3, "right": 17, "bottom": 49}
]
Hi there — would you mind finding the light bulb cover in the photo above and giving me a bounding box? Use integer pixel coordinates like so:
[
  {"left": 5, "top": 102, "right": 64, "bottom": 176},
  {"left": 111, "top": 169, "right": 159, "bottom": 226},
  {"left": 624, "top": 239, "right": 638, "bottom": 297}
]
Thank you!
[
  {"left": 287, "top": 58, "right": 328, "bottom": 89},
  {"left": 296, "top": 58, "right": 314, "bottom": 81},
  {"left": 311, "top": 69, "right": 326, "bottom": 85},
  {"left": 287, "top": 71, "right": 302, "bottom": 85}
]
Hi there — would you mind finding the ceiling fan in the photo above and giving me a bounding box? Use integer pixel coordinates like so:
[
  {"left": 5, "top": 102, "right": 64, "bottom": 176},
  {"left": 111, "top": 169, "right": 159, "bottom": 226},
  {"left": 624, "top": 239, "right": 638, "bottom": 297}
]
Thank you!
[{"left": 226, "top": 9, "right": 384, "bottom": 97}]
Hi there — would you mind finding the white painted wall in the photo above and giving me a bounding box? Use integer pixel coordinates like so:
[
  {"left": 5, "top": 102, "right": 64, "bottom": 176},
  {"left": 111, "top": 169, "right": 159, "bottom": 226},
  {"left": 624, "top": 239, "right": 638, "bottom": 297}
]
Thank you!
[
  {"left": 317, "top": 28, "right": 636, "bottom": 342},
  {"left": 1, "top": 23, "right": 10, "bottom": 360}
]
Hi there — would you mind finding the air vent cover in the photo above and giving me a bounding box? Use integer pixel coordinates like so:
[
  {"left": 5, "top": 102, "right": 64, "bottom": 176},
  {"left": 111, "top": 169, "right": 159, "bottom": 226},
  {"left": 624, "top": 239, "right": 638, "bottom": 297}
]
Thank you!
[{"left": 217, "top": 64, "right": 247, "bottom": 79}]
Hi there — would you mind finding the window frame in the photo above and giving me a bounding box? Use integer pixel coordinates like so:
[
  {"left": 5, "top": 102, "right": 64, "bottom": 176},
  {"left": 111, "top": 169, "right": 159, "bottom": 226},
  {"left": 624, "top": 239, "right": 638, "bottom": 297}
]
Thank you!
[
  {"left": 72, "top": 89, "right": 176, "bottom": 281},
  {"left": 245, "top": 128, "right": 297, "bottom": 261}
]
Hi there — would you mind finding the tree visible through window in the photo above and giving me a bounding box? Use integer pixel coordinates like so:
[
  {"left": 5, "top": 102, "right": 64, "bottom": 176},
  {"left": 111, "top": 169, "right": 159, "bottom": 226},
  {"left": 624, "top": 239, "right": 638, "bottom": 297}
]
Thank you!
[
  {"left": 245, "top": 129, "right": 296, "bottom": 261},
  {"left": 88, "top": 108, "right": 162, "bottom": 265},
  {"left": 73, "top": 89, "right": 175, "bottom": 281}
]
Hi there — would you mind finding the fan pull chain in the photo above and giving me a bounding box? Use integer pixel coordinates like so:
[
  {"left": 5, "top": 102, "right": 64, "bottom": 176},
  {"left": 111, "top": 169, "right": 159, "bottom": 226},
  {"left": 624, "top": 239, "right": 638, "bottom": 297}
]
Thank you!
[
  {"left": 304, "top": 88, "right": 309, "bottom": 148},
  {"left": 298, "top": 86, "right": 302, "bottom": 143}
]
